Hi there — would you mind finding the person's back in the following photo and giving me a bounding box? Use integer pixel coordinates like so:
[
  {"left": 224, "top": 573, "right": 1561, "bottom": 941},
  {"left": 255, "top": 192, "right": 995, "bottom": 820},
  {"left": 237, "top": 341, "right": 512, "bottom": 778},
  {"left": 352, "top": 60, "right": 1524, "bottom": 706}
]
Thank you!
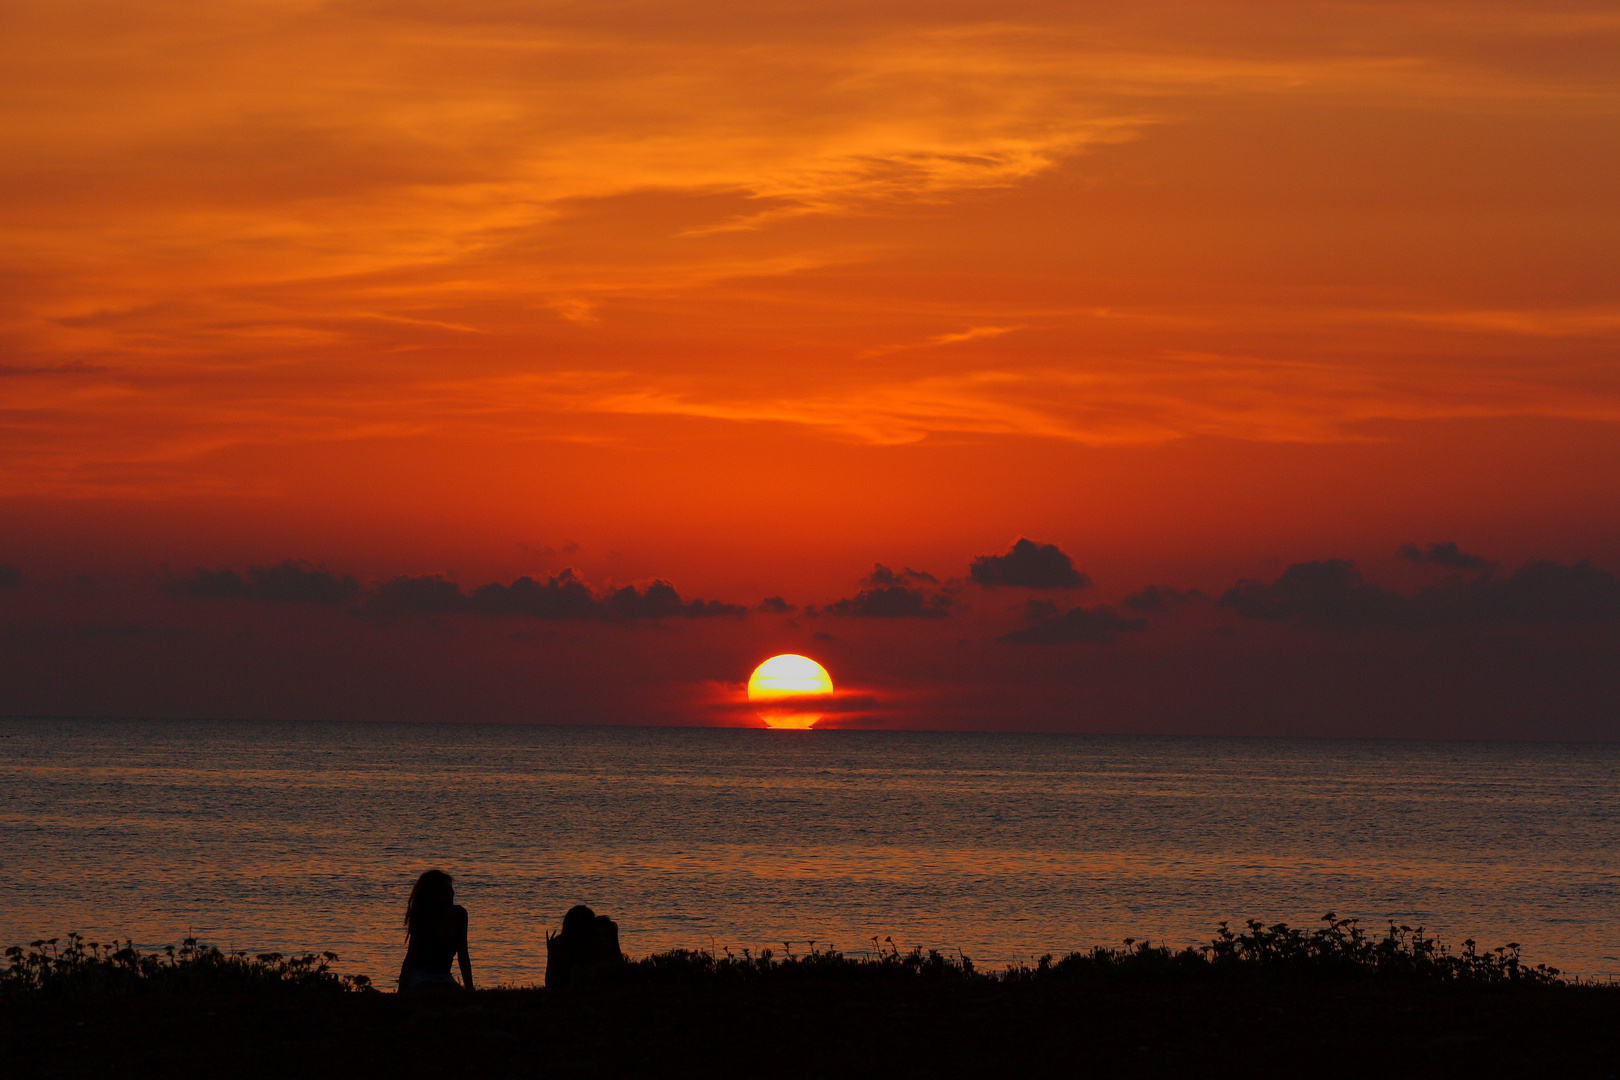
[
  {"left": 590, "top": 914, "right": 621, "bottom": 967},
  {"left": 545, "top": 905, "right": 623, "bottom": 988},
  {"left": 398, "top": 869, "right": 475, "bottom": 992}
]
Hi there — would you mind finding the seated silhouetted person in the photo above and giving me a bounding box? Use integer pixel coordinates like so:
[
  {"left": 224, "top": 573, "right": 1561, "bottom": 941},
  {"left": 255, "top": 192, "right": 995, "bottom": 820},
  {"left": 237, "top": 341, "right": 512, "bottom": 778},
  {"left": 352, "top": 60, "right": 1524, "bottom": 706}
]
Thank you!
[
  {"left": 398, "top": 869, "right": 475, "bottom": 992},
  {"left": 544, "top": 904, "right": 623, "bottom": 988}
]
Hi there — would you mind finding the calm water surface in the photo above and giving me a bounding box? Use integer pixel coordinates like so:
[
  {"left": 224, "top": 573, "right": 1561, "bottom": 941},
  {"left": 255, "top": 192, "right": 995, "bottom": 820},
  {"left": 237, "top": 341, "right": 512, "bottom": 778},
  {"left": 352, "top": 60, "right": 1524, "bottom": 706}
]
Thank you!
[{"left": 3, "top": 719, "right": 1617, "bottom": 986}]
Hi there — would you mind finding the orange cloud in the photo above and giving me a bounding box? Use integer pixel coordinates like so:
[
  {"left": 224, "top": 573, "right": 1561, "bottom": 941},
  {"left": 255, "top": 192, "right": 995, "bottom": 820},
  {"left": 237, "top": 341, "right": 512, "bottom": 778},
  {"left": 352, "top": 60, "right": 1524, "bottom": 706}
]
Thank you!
[{"left": 0, "top": 0, "right": 1617, "bottom": 569}]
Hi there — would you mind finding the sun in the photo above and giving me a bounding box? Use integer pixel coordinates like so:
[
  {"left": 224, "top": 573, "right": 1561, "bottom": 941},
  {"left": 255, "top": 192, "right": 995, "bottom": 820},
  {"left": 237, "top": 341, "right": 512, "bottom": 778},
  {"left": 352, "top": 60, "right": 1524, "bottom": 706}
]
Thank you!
[{"left": 747, "top": 654, "right": 834, "bottom": 729}]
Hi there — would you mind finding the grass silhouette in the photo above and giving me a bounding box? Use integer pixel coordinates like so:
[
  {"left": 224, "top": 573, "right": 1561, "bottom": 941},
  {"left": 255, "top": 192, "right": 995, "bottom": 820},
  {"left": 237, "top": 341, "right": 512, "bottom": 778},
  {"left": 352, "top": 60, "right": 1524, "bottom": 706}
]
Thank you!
[
  {"left": 3, "top": 931, "right": 373, "bottom": 997},
  {"left": 4, "top": 916, "right": 1617, "bottom": 1078},
  {"left": 617, "top": 914, "right": 1565, "bottom": 989},
  {"left": 5, "top": 914, "right": 1569, "bottom": 999}
]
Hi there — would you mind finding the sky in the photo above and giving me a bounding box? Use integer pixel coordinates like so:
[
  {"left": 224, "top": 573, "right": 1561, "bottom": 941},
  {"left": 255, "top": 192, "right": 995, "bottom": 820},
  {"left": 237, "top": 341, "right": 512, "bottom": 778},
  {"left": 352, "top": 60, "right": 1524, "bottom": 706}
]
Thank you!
[{"left": 2, "top": 0, "right": 1618, "bottom": 737}]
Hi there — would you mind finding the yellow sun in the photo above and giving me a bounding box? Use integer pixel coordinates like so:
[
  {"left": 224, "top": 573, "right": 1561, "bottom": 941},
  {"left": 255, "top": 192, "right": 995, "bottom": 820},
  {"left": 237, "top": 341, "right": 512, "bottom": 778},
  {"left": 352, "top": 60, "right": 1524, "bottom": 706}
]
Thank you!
[{"left": 747, "top": 654, "right": 834, "bottom": 729}]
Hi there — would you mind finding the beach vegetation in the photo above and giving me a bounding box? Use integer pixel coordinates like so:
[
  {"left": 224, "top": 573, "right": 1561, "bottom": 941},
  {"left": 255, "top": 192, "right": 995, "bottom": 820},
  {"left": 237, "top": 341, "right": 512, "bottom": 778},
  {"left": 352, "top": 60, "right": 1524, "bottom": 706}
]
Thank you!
[
  {"left": 2, "top": 932, "right": 374, "bottom": 998},
  {"left": 1002, "top": 914, "right": 1565, "bottom": 988},
  {"left": 4, "top": 914, "right": 1579, "bottom": 1000},
  {"left": 606, "top": 915, "right": 1567, "bottom": 990}
]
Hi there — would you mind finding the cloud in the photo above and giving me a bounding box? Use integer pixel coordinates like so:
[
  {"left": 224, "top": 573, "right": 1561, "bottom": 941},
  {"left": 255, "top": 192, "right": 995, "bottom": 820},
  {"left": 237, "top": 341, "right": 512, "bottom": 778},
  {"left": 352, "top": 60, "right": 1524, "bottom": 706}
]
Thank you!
[
  {"left": 756, "top": 596, "right": 796, "bottom": 614},
  {"left": 364, "top": 568, "right": 745, "bottom": 621},
  {"left": 1399, "top": 541, "right": 1490, "bottom": 570},
  {"left": 167, "top": 560, "right": 746, "bottom": 621},
  {"left": 862, "top": 563, "right": 939, "bottom": 587},
  {"left": 1000, "top": 600, "right": 1147, "bottom": 643},
  {"left": 1217, "top": 560, "right": 1404, "bottom": 629},
  {"left": 826, "top": 584, "right": 952, "bottom": 618},
  {"left": 1463, "top": 560, "right": 1620, "bottom": 624},
  {"left": 601, "top": 581, "right": 746, "bottom": 620},
  {"left": 466, "top": 570, "right": 610, "bottom": 619},
  {"left": 1219, "top": 557, "right": 1620, "bottom": 630},
  {"left": 969, "top": 538, "right": 1089, "bottom": 589},
  {"left": 1121, "top": 585, "right": 1204, "bottom": 613},
  {"left": 9, "top": 2, "right": 1620, "bottom": 507},
  {"left": 166, "top": 560, "right": 361, "bottom": 605},
  {"left": 363, "top": 574, "right": 469, "bottom": 618},
  {"left": 0, "top": 564, "right": 19, "bottom": 588}
]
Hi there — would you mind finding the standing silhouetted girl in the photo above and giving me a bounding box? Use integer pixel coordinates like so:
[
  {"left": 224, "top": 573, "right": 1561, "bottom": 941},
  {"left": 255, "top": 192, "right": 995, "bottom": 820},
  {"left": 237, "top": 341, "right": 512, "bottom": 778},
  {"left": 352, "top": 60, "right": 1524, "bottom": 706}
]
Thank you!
[{"left": 398, "top": 869, "right": 475, "bottom": 992}]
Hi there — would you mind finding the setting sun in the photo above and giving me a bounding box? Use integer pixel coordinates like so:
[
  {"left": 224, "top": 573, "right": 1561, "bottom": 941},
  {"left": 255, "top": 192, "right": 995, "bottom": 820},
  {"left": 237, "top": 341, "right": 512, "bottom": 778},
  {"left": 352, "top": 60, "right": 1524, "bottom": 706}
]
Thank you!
[{"left": 746, "top": 655, "right": 834, "bottom": 730}]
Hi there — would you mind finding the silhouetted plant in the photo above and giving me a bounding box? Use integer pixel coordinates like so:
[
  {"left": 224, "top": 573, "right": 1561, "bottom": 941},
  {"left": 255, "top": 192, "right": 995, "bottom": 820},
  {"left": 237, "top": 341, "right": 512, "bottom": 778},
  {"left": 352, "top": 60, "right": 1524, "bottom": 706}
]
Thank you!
[
  {"left": 5, "top": 915, "right": 1578, "bottom": 998},
  {"left": 618, "top": 914, "right": 1566, "bottom": 989},
  {"left": 2, "top": 932, "right": 374, "bottom": 998},
  {"left": 618, "top": 940, "right": 976, "bottom": 986},
  {"left": 1002, "top": 914, "right": 1564, "bottom": 987}
]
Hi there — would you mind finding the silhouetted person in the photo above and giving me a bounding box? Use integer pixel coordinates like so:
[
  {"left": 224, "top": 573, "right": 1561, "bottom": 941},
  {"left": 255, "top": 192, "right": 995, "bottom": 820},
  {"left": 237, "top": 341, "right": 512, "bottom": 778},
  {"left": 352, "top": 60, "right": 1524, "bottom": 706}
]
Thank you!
[
  {"left": 398, "top": 869, "right": 475, "bottom": 992},
  {"left": 545, "top": 904, "right": 623, "bottom": 988}
]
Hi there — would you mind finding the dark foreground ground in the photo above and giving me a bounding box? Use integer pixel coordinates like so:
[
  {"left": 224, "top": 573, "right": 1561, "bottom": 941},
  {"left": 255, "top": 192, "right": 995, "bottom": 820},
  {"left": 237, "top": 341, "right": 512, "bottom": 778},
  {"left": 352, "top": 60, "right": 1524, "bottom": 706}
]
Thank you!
[{"left": 5, "top": 977, "right": 1620, "bottom": 1079}]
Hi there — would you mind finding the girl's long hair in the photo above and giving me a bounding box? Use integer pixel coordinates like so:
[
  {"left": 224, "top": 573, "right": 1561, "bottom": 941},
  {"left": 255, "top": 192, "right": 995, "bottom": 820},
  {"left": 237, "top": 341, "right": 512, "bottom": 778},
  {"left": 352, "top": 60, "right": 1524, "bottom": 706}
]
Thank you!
[{"left": 405, "top": 869, "right": 454, "bottom": 944}]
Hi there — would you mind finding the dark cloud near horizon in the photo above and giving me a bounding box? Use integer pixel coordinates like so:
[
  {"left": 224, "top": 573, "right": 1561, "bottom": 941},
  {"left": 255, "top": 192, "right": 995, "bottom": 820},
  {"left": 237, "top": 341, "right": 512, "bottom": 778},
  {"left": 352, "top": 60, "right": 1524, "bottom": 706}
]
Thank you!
[
  {"left": 1219, "top": 557, "right": 1620, "bottom": 630},
  {"left": 1218, "top": 560, "right": 1404, "bottom": 629},
  {"left": 170, "top": 561, "right": 744, "bottom": 621},
  {"left": 969, "top": 538, "right": 1089, "bottom": 589},
  {"left": 1122, "top": 585, "right": 1204, "bottom": 613},
  {"left": 862, "top": 563, "right": 938, "bottom": 587},
  {"left": 1400, "top": 541, "right": 1490, "bottom": 570},
  {"left": 364, "top": 574, "right": 468, "bottom": 617},
  {"left": 366, "top": 568, "right": 745, "bottom": 621},
  {"left": 1000, "top": 599, "right": 1147, "bottom": 643},
  {"left": 0, "top": 563, "right": 19, "bottom": 588},
  {"left": 826, "top": 584, "right": 952, "bottom": 618},
  {"left": 756, "top": 596, "right": 796, "bottom": 614},
  {"left": 166, "top": 560, "right": 360, "bottom": 605},
  {"left": 1468, "top": 560, "right": 1620, "bottom": 624},
  {"left": 601, "top": 580, "right": 744, "bottom": 620}
]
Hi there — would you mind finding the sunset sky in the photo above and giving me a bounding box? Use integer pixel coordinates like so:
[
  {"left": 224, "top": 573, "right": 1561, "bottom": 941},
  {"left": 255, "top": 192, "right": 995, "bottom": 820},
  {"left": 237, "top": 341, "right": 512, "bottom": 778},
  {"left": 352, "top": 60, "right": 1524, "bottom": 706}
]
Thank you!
[{"left": 3, "top": 0, "right": 1618, "bottom": 736}]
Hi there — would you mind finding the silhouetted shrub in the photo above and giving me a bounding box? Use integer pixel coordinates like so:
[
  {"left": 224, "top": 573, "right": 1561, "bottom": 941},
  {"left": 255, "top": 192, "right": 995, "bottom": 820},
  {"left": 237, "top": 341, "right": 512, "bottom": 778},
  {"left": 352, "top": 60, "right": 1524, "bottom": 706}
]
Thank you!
[
  {"left": 618, "top": 937, "right": 974, "bottom": 986},
  {"left": 6, "top": 915, "right": 1576, "bottom": 998},
  {"left": 619, "top": 916, "right": 1565, "bottom": 990},
  {"left": 2, "top": 933, "right": 374, "bottom": 998},
  {"left": 1007, "top": 914, "right": 1563, "bottom": 987}
]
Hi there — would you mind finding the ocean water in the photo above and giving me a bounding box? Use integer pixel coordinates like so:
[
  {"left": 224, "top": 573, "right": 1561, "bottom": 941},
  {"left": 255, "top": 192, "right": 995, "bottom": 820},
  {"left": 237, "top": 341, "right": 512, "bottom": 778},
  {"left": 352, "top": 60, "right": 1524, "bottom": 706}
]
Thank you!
[{"left": 3, "top": 719, "right": 1618, "bottom": 987}]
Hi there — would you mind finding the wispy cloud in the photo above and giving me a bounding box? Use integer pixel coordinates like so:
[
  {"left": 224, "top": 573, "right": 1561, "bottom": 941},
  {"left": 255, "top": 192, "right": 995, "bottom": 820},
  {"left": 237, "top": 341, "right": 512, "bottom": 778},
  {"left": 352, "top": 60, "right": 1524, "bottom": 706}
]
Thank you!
[{"left": 3, "top": 1, "right": 1618, "bottom": 496}]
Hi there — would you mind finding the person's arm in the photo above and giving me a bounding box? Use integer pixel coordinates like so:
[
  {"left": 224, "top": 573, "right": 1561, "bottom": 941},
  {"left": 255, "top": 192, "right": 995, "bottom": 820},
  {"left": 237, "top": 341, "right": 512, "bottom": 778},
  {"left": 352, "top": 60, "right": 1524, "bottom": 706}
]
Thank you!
[{"left": 456, "top": 906, "right": 474, "bottom": 990}]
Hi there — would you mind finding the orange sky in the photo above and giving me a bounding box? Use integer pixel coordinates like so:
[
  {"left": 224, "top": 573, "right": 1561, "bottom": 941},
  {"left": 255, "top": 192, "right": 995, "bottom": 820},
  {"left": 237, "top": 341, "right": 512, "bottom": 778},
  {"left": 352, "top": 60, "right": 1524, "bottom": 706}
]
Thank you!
[{"left": 2, "top": 1, "right": 1618, "bottom": 734}]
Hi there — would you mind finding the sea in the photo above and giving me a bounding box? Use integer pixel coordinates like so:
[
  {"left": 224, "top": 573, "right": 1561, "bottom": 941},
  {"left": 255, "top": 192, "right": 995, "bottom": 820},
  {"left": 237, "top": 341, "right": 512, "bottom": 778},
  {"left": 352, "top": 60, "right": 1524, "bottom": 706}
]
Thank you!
[{"left": 3, "top": 719, "right": 1617, "bottom": 987}]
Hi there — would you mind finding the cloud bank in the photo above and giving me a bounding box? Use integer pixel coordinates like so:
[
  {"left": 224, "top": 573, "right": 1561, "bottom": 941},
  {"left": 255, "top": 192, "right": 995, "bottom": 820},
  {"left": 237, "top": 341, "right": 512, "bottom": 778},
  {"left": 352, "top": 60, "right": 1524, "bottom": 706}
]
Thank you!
[
  {"left": 166, "top": 560, "right": 360, "bottom": 605},
  {"left": 1220, "top": 557, "right": 1620, "bottom": 629},
  {"left": 1000, "top": 600, "right": 1147, "bottom": 643},
  {"left": 1399, "top": 542, "right": 1491, "bottom": 571},
  {"left": 173, "top": 564, "right": 744, "bottom": 621},
  {"left": 969, "top": 539, "right": 1089, "bottom": 589}
]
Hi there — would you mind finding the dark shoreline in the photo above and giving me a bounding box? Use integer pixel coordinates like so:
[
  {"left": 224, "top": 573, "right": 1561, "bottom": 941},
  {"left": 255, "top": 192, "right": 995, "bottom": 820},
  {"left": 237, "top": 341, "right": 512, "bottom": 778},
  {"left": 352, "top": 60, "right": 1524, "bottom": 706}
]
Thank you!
[
  {"left": 6, "top": 924, "right": 1620, "bottom": 1078},
  {"left": 8, "top": 975, "right": 1620, "bottom": 1078}
]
